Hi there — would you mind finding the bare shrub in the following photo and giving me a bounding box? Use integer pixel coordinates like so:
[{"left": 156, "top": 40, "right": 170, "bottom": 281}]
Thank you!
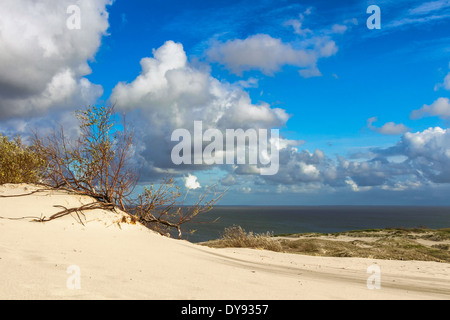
[
  {"left": 132, "top": 176, "right": 224, "bottom": 238},
  {"left": 33, "top": 105, "right": 138, "bottom": 210},
  {"left": 27, "top": 105, "right": 224, "bottom": 238}
]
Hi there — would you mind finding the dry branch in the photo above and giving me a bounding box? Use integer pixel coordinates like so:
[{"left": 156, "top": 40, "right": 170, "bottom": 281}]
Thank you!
[{"left": 2, "top": 105, "right": 225, "bottom": 238}]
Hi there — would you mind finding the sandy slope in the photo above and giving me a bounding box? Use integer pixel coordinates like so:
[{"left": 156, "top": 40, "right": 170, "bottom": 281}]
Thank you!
[{"left": 0, "top": 184, "right": 449, "bottom": 300}]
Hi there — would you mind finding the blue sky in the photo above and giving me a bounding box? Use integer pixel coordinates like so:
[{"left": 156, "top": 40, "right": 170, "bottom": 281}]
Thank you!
[
  {"left": 91, "top": 0, "right": 450, "bottom": 149},
  {"left": 1, "top": 0, "right": 450, "bottom": 205}
]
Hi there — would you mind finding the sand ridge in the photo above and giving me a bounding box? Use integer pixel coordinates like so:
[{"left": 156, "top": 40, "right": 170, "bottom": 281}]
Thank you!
[{"left": 0, "top": 184, "right": 449, "bottom": 300}]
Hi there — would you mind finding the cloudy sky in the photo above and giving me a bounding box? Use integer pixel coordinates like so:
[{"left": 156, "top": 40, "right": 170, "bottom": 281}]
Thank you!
[{"left": 1, "top": 0, "right": 450, "bottom": 205}]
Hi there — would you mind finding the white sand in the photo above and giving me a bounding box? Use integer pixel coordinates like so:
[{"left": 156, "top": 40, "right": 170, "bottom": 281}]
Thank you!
[{"left": 0, "top": 184, "right": 449, "bottom": 300}]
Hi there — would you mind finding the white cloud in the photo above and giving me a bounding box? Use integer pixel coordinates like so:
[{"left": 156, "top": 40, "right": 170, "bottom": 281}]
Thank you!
[
  {"left": 299, "top": 163, "right": 320, "bottom": 180},
  {"left": 367, "top": 117, "right": 410, "bottom": 135},
  {"left": 345, "top": 177, "right": 360, "bottom": 192},
  {"left": 378, "top": 122, "right": 410, "bottom": 135},
  {"left": 411, "top": 97, "right": 450, "bottom": 119},
  {"left": 184, "top": 174, "right": 201, "bottom": 190},
  {"left": 110, "top": 41, "right": 291, "bottom": 178},
  {"left": 217, "top": 126, "right": 450, "bottom": 195},
  {"left": 401, "top": 127, "right": 450, "bottom": 157},
  {"left": 206, "top": 34, "right": 337, "bottom": 77},
  {"left": 107, "top": 40, "right": 450, "bottom": 191},
  {"left": 332, "top": 24, "right": 348, "bottom": 34},
  {"left": 263, "top": 125, "right": 450, "bottom": 189},
  {"left": 0, "top": 0, "right": 111, "bottom": 120},
  {"left": 332, "top": 127, "right": 450, "bottom": 187},
  {"left": 111, "top": 41, "right": 289, "bottom": 129},
  {"left": 262, "top": 148, "right": 331, "bottom": 185},
  {"left": 398, "top": 127, "right": 450, "bottom": 183}
]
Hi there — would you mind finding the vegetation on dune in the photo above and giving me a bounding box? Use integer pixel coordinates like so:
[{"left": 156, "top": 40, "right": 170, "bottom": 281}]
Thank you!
[
  {"left": 0, "top": 105, "right": 448, "bottom": 259},
  {"left": 0, "top": 134, "right": 46, "bottom": 185},
  {"left": 0, "top": 105, "right": 224, "bottom": 239},
  {"left": 276, "top": 228, "right": 450, "bottom": 242},
  {"left": 203, "top": 227, "right": 450, "bottom": 263},
  {"left": 212, "top": 225, "right": 283, "bottom": 252}
]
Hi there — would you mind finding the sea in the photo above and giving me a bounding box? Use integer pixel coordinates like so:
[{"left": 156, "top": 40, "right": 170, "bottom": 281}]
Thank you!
[{"left": 182, "top": 206, "right": 450, "bottom": 243}]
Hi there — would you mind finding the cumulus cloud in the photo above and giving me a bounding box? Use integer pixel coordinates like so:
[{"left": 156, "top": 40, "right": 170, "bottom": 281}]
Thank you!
[
  {"left": 206, "top": 34, "right": 337, "bottom": 77},
  {"left": 330, "top": 127, "right": 450, "bottom": 189},
  {"left": 112, "top": 41, "right": 289, "bottom": 128},
  {"left": 244, "top": 124, "right": 450, "bottom": 194},
  {"left": 411, "top": 97, "right": 450, "bottom": 119},
  {"left": 233, "top": 141, "right": 407, "bottom": 190},
  {"left": 0, "top": 109, "right": 80, "bottom": 138},
  {"left": 110, "top": 41, "right": 292, "bottom": 178},
  {"left": 337, "top": 156, "right": 409, "bottom": 187},
  {"left": 262, "top": 148, "right": 332, "bottom": 185},
  {"left": 390, "top": 127, "right": 450, "bottom": 183},
  {"left": 367, "top": 117, "right": 410, "bottom": 135},
  {"left": 0, "top": 0, "right": 111, "bottom": 120},
  {"left": 332, "top": 128, "right": 450, "bottom": 187},
  {"left": 205, "top": 6, "right": 354, "bottom": 79},
  {"left": 184, "top": 174, "right": 201, "bottom": 190}
]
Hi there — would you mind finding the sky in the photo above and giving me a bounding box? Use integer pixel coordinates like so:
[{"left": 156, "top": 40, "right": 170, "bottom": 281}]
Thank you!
[{"left": 1, "top": 0, "right": 450, "bottom": 205}]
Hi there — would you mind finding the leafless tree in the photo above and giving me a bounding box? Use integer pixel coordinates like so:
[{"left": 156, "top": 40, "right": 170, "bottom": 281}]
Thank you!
[
  {"left": 25, "top": 105, "right": 224, "bottom": 238},
  {"left": 132, "top": 176, "right": 224, "bottom": 238},
  {"left": 33, "top": 105, "right": 138, "bottom": 211}
]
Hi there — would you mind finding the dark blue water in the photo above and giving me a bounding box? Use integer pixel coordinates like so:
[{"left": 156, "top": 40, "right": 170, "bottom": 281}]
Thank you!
[{"left": 182, "top": 206, "right": 450, "bottom": 243}]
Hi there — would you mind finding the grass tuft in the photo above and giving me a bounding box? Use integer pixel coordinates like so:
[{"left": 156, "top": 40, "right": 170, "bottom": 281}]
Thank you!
[
  {"left": 202, "top": 227, "right": 450, "bottom": 263},
  {"left": 211, "top": 225, "right": 283, "bottom": 252}
]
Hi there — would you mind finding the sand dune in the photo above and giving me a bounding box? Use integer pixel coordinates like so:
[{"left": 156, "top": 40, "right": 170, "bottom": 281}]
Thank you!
[{"left": 0, "top": 184, "right": 449, "bottom": 300}]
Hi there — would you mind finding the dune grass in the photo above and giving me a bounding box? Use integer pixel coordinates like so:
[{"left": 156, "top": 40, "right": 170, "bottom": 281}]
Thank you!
[
  {"left": 205, "top": 225, "right": 283, "bottom": 252},
  {"left": 202, "top": 227, "right": 450, "bottom": 263}
]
